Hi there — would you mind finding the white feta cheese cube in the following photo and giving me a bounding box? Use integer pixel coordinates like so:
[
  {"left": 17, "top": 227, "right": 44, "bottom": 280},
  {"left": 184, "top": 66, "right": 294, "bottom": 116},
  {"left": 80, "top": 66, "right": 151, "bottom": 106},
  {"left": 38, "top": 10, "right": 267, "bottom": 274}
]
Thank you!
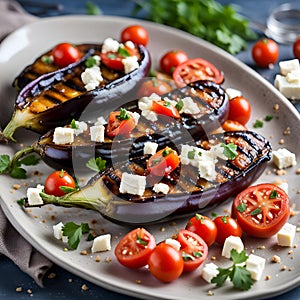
[
  {"left": 53, "top": 222, "right": 64, "bottom": 240},
  {"left": 222, "top": 235, "right": 244, "bottom": 258},
  {"left": 73, "top": 121, "right": 88, "bottom": 136},
  {"left": 153, "top": 183, "right": 170, "bottom": 194},
  {"left": 27, "top": 184, "right": 44, "bottom": 206},
  {"left": 286, "top": 70, "right": 300, "bottom": 84},
  {"left": 95, "top": 116, "right": 107, "bottom": 126},
  {"left": 279, "top": 59, "right": 300, "bottom": 76},
  {"left": 179, "top": 97, "right": 200, "bottom": 114},
  {"left": 90, "top": 125, "right": 105, "bottom": 143},
  {"left": 91, "top": 234, "right": 111, "bottom": 253},
  {"left": 246, "top": 254, "right": 266, "bottom": 281},
  {"left": 119, "top": 172, "right": 146, "bottom": 196},
  {"left": 122, "top": 56, "right": 139, "bottom": 74},
  {"left": 53, "top": 127, "right": 74, "bottom": 145},
  {"left": 101, "top": 37, "right": 120, "bottom": 53},
  {"left": 272, "top": 148, "right": 297, "bottom": 169},
  {"left": 277, "top": 222, "right": 296, "bottom": 247},
  {"left": 81, "top": 65, "right": 103, "bottom": 91},
  {"left": 165, "top": 238, "right": 181, "bottom": 251},
  {"left": 201, "top": 263, "right": 219, "bottom": 283},
  {"left": 225, "top": 88, "right": 242, "bottom": 99},
  {"left": 143, "top": 142, "right": 158, "bottom": 155}
]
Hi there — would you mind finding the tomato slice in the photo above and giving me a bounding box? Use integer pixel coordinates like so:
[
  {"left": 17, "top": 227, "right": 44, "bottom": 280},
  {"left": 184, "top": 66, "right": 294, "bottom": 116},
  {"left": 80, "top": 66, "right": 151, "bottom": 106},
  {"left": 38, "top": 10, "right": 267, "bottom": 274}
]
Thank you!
[
  {"left": 232, "top": 183, "right": 290, "bottom": 238},
  {"left": 147, "top": 147, "right": 180, "bottom": 177},
  {"left": 114, "top": 228, "right": 156, "bottom": 269},
  {"left": 151, "top": 99, "right": 180, "bottom": 118},
  {"left": 177, "top": 229, "right": 208, "bottom": 272},
  {"left": 106, "top": 110, "right": 137, "bottom": 138},
  {"left": 222, "top": 120, "right": 248, "bottom": 132},
  {"left": 173, "top": 58, "right": 224, "bottom": 87}
]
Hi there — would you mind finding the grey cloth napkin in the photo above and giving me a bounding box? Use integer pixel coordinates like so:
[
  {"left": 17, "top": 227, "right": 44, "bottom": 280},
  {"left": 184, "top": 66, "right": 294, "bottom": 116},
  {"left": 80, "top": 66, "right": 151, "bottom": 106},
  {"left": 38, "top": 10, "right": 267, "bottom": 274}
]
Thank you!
[{"left": 0, "top": 0, "right": 53, "bottom": 287}]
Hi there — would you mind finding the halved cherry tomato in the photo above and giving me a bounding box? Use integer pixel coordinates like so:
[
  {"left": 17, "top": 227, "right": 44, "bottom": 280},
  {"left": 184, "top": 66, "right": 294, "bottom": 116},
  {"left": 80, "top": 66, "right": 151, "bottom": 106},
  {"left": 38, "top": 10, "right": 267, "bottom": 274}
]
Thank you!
[
  {"left": 44, "top": 169, "right": 76, "bottom": 197},
  {"left": 106, "top": 109, "right": 137, "bottom": 138},
  {"left": 160, "top": 50, "right": 189, "bottom": 75},
  {"left": 137, "top": 78, "right": 172, "bottom": 98},
  {"left": 231, "top": 183, "right": 290, "bottom": 238},
  {"left": 151, "top": 99, "right": 180, "bottom": 118},
  {"left": 176, "top": 229, "right": 208, "bottom": 272},
  {"left": 148, "top": 242, "right": 184, "bottom": 282},
  {"left": 252, "top": 38, "right": 279, "bottom": 68},
  {"left": 228, "top": 96, "right": 252, "bottom": 125},
  {"left": 173, "top": 58, "right": 224, "bottom": 87},
  {"left": 185, "top": 214, "right": 217, "bottom": 247},
  {"left": 214, "top": 216, "right": 242, "bottom": 245},
  {"left": 147, "top": 147, "right": 180, "bottom": 177},
  {"left": 52, "top": 43, "right": 81, "bottom": 68},
  {"left": 120, "top": 25, "right": 149, "bottom": 46},
  {"left": 115, "top": 228, "right": 156, "bottom": 269},
  {"left": 222, "top": 120, "right": 247, "bottom": 132}
]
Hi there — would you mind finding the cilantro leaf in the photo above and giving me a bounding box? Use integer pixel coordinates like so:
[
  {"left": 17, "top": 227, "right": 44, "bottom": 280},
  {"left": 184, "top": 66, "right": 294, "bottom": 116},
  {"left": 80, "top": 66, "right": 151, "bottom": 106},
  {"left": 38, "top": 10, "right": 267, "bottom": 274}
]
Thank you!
[
  {"left": 86, "top": 157, "right": 107, "bottom": 172},
  {"left": 230, "top": 265, "right": 254, "bottom": 290},
  {"left": 62, "top": 222, "right": 90, "bottom": 250},
  {"left": 230, "top": 249, "right": 248, "bottom": 264}
]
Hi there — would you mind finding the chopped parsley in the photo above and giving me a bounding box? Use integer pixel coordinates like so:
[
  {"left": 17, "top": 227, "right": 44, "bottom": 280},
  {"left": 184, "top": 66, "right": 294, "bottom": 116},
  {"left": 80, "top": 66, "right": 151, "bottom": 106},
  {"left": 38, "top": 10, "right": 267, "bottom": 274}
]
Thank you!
[
  {"left": 270, "top": 189, "right": 278, "bottom": 199},
  {"left": 236, "top": 202, "right": 247, "bottom": 213},
  {"left": 116, "top": 108, "right": 131, "bottom": 121},
  {"left": 118, "top": 47, "right": 130, "bottom": 58},
  {"left": 250, "top": 208, "right": 262, "bottom": 216},
  {"left": 253, "top": 119, "right": 264, "bottom": 128},
  {"left": 221, "top": 142, "right": 238, "bottom": 160},
  {"left": 86, "top": 157, "right": 107, "bottom": 172},
  {"left": 70, "top": 119, "right": 78, "bottom": 129},
  {"left": 85, "top": 56, "right": 98, "bottom": 68},
  {"left": 175, "top": 99, "right": 184, "bottom": 111},
  {"left": 188, "top": 149, "right": 196, "bottom": 159},
  {"left": 265, "top": 115, "right": 273, "bottom": 122}
]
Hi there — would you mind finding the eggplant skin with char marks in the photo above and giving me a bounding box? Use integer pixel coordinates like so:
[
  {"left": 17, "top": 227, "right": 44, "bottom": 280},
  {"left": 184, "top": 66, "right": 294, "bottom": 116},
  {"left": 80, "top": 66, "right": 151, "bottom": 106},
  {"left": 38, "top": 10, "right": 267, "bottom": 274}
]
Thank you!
[
  {"left": 2, "top": 43, "right": 151, "bottom": 142},
  {"left": 32, "top": 130, "right": 272, "bottom": 225}
]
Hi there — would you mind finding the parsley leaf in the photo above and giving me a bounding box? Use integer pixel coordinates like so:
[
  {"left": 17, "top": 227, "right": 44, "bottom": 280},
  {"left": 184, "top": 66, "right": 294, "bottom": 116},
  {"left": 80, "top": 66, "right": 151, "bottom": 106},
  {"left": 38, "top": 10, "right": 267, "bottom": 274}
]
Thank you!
[
  {"left": 86, "top": 157, "right": 107, "bottom": 172},
  {"left": 253, "top": 119, "right": 264, "bottom": 128},
  {"left": 116, "top": 108, "right": 130, "bottom": 120},
  {"left": 0, "top": 154, "right": 10, "bottom": 173},
  {"left": 62, "top": 222, "right": 90, "bottom": 250},
  {"left": 221, "top": 143, "right": 238, "bottom": 160}
]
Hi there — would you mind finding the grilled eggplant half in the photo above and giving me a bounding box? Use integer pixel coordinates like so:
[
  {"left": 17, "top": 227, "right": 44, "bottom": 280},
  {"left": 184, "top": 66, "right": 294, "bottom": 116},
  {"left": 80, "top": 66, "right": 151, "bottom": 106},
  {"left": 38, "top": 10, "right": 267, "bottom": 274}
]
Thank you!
[
  {"left": 26, "top": 131, "right": 272, "bottom": 225},
  {"left": 2, "top": 43, "right": 151, "bottom": 141},
  {"left": 12, "top": 80, "right": 229, "bottom": 172}
]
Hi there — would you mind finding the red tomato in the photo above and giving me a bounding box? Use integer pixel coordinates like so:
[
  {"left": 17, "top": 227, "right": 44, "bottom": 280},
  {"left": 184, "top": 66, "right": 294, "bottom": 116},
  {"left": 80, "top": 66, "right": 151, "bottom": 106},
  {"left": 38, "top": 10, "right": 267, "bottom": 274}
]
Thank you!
[
  {"left": 228, "top": 96, "right": 252, "bottom": 125},
  {"left": 293, "top": 36, "right": 300, "bottom": 59},
  {"left": 214, "top": 216, "right": 242, "bottom": 245},
  {"left": 106, "top": 110, "right": 137, "bottom": 138},
  {"left": 173, "top": 58, "right": 224, "bottom": 87},
  {"left": 52, "top": 43, "right": 81, "bottom": 68},
  {"left": 137, "top": 78, "right": 172, "bottom": 97},
  {"left": 252, "top": 38, "right": 279, "bottom": 68},
  {"left": 185, "top": 214, "right": 217, "bottom": 247},
  {"left": 120, "top": 25, "right": 149, "bottom": 46},
  {"left": 222, "top": 120, "right": 248, "bottom": 132},
  {"left": 231, "top": 184, "right": 290, "bottom": 238},
  {"left": 147, "top": 147, "right": 180, "bottom": 177},
  {"left": 115, "top": 228, "right": 156, "bottom": 269},
  {"left": 151, "top": 99, "right": 180, "bottom": 118},
  {"left": 44, "top": 170, "right": 76, "bottom": 197},
  {"left": 177, "top": 229, "right": 208, "bottom": 272},
  {"left": 160, "top": 50, "right": 189, "bottom": 75},
  {"left": 148, "top": 242, "right": 184, "bottom": 282}
]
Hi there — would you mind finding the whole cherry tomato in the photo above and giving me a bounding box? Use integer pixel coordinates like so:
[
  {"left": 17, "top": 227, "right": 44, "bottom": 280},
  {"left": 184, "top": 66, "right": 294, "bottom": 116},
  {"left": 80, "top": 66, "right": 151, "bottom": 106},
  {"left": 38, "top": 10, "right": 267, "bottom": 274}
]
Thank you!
[
  {"left": 148, "top": 242, "right": 184, "bottom": 282},
  {"left": 52, "top": 43, "right": 81, "bottom": 68},
  {"left": 160, "top": 50, "right": 189, "bottom": 75},
  {"left": 222, "top": 120, "right": 248, "bottom": 132},
  {"left": 115, "top": 228, "right": 156, "bottom": 269},
  {"left": 227, "top": 96, "right": 252, "bottom": 125},
  {"left": 44, "top": 169, "right": 76, "bottom": 197},
  {"left": 293, "top": 36, "right": 300, "bottom": 59},
  {"left": 185, "top": 214, "right": 217, "bottom": 247},
  {"left": 231, "top": 183, "right": 290, "bottom": 238},
  {"left": 252, "top": 38, "right": 279, "bottom": 68},
  {"left": 137, "top": 78, "right": 172, "bottom": 98},
  {"left": 214, "top": 215, "right": 242, "bottom": 245},
  {"left": 120, "top": 25, "right": 149, "bottom": 46}
]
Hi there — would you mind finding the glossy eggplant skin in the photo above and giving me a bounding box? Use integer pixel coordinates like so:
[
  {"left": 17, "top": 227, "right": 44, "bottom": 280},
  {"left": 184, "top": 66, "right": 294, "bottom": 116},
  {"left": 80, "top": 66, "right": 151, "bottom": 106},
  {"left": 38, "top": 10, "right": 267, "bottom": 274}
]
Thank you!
[
  {"left": 30, "top": 80, "right": 229, "bottom": 172},
  {"left": 2, "top": 44, "right": 151, "bottom": 141}
]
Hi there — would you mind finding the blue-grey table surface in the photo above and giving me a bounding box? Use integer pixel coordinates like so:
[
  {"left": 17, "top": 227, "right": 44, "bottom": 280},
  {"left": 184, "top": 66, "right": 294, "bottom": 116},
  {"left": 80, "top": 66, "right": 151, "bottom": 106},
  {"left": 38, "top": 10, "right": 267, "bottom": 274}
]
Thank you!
[{"left": 1, "top": 0, "right": 300, "bottom": 299}]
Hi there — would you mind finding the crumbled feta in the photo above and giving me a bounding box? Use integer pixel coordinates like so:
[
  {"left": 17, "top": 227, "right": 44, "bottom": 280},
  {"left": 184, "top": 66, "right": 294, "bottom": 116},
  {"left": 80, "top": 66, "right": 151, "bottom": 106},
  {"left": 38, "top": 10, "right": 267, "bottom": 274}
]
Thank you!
[
  {"left": 179, "top": 97, "right": 200, "bottom": 114},
  {"left": 90, "top": 125, "right": 105, "bottom": 143},
  {"left": 138, "top": 94, "right": 159, "bottom": 122},
  {"left": 277, "top": 222, "right": 296, "bottom": 247},
  {"left": 165, "top": 238, "right": 181, "bottom": 251},
  {"left": 124, "top": 40, "right": 135, "bottom": 50},
  {"left": 153, "top": 183, "right": 170, "bottom": 194},
  {"left": 119, "top": 172, "right": 146, "bottom": 196},
  {"left": 246, "top": 254, "right": 266, "bottom": 281},
  {"left": 53, "top": 222, "right": 64, "bottom": 240},
  {"left": 27, "top": 184, "right": 44, "bottom": 206},
  {"left": 197, "top": 160, "right": 216, "bottom": 182},
  {"left": 122, "top": 56, "right": 139, "bottom": 74},
  {"left": 143, "top": 141, "right": 158, "bottom": 155},
  {"left": 272, "top": 148, "right": 297, "bottom": 169},
  {"left": 91, "top": 234, "right": 111, "bottom": 252},
  {"left": 201, "top": 263, "right": 219, "bottom": 283},
  {"left": 95, "top": 116, "right": 107, "bottom": 126},
  {"left": 222, "top": 235, "right": 244, "bottom": 259},
  {"left": 131, "top": 111, "right": 140, "bottom": 125},
  {"left": 53, "top": 127, "right": 74, "bottom": 145},
  {"left": 279, "top": 59, "right": 300, "bottom": 76},
  {"left": 92, "top": 55, "right": 101, "bottom": 66},
  {"left": 101, "top": 37, "right": 120, "bottom": 53},
  {"left": 225, "top": 88, "right": 242, "bottom": 99},
  {"left": 73, "top": 121, "right": 88, "bottom": 136},
  {"left": 81, "top": 65, "right": 103, "bottom": 91}
]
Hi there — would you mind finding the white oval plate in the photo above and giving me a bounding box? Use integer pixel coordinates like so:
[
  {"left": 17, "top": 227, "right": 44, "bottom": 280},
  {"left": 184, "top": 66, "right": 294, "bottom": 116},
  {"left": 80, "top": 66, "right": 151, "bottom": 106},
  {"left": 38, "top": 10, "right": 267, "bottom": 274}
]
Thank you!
[{"left": 1, "top": 16, "right": 300, "bottom": 300}]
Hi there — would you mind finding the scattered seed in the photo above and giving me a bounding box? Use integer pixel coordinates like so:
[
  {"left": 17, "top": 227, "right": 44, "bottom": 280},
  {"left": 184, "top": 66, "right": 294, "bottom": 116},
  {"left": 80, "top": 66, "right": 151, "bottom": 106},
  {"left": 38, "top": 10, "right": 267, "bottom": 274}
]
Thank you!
[
  {"left": 272, "top": 255, "right": 281, "bottom": 263},
  {"left": 265, "top": 275, "right": 271, "bottom": 281},
  {"left": 47, "top": 272, "right": 57, "bottom": 279},
  {"left": 15, "top": 287, "right": 22, "bottom": 292},
  {"left": 81, "top": 284, "right": 89, "bottom": 291}
]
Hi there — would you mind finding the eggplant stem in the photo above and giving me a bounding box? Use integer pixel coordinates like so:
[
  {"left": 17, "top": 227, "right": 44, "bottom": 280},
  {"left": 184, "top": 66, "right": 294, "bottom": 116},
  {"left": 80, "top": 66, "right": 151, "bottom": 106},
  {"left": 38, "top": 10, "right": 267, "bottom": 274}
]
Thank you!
[
  {"left": 10, "top": 145, "right": 35, "bottom": 168},
  {"left": 0, "top": 130, "right": 8, "bottom": 144}
]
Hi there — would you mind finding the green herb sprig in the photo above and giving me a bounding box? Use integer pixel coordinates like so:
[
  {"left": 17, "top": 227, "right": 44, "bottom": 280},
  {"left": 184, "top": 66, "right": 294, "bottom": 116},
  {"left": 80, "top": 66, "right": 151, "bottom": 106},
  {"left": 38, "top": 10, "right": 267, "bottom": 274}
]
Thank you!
[{"left": 62, "top": 222, "right": 90, "bottom": 250}]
